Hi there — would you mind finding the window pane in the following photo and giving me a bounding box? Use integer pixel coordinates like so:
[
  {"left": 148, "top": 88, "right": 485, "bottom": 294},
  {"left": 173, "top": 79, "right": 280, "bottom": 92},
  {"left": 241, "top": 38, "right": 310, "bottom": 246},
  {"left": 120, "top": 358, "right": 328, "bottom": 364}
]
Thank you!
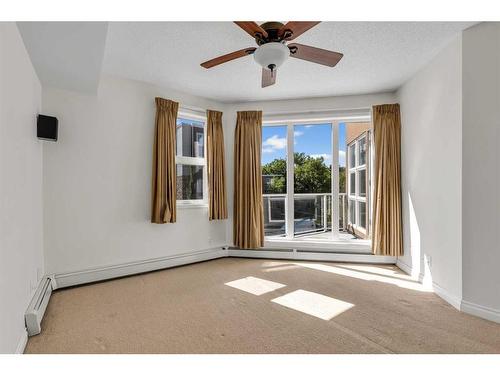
[
  {"left": 263, "top": 195, "right": 286, "bottom": 237},
  {"left": 359, "top": 201, "right": 366, "bottom": 229},
  {"left": 358, "top": 137, "right": 367, "bottom": 166},
  {"left": 349, "top": 172, "right": 356, "bottom": 195},
  {"left": 349, "top": 200, "right": 356, "bottom": 225},
  {"left": 176, "top": 165, "right": 203, "bottom": 200},
  {"left": 358, "top": 169, "right": 366, "bottom": 197},
  {"left": 262, "top": 126, "right": 287, "bottom": 194},
  {"left": 348, "top": 144, "right": 356, "bottom": 168},
  {"left": 176, "top": 118, "right": 204, "bottom": 157},
  {"left": 294, "top": 123, "right": 332, "bottom": 236},
  {"left": 270, "top": 198, "right": 285, "bottom": 221},
  {"left": 262, "top": 125, "right": 287, "bottom": 237}
]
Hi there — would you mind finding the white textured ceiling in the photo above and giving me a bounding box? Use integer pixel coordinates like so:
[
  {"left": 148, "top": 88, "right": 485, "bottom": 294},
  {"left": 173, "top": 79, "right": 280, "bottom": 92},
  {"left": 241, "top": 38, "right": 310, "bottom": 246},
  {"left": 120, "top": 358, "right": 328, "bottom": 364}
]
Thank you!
[{"left": 102, "top": 22, "right": 474, "bottom": 102}]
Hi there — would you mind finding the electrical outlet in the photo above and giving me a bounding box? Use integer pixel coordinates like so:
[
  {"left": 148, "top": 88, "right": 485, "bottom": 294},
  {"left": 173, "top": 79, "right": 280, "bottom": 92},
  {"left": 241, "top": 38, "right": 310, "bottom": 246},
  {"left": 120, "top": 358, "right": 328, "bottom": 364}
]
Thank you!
[{"left": 426, "top": 255, "right": 432, "bottom": 268}]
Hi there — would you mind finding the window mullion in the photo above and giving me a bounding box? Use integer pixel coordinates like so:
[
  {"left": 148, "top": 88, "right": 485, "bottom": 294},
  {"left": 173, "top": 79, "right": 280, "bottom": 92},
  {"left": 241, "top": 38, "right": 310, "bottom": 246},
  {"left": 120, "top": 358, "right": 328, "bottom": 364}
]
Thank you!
[
  {"left": 285, "top": 123, "right": 294, "bottom": 239},
  {"left": 332, "top": 122, "right": 339, "bottom": 240}
]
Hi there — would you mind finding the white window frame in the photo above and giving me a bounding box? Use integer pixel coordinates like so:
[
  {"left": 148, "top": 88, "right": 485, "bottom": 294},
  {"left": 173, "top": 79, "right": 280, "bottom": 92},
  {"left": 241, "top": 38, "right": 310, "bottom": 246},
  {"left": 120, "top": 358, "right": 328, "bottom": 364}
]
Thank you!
[
  {"left": 268, "top": 195, "right": 286, "bottom": 223},
  {"left": 261, "top": 114, "right": 372, "bottom": 247},
  {"left": 347, "top": 133, "right": 369, "bottom": 233},
  {"left": 175, "top": 111, "right": 208, "bottom": 207}
]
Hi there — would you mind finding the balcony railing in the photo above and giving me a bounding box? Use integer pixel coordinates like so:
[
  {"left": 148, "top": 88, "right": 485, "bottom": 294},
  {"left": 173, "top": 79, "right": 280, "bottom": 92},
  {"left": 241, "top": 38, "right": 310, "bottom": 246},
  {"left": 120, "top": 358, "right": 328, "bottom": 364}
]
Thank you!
[{"left": 263, "top": 193, "right": 347, "bottom": 238}]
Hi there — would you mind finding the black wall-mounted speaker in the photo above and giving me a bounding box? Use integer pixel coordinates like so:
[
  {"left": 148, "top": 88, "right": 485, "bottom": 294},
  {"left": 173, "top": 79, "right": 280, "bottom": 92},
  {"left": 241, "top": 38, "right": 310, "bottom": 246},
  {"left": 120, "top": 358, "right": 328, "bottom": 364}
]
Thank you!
[{"left": 37, "top": 114, "right": 58, "bottom": 141}]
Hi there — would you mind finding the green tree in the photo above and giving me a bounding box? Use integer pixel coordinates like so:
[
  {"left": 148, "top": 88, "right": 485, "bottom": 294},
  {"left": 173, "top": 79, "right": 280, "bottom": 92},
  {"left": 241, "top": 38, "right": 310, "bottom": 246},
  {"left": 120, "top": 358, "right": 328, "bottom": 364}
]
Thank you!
[
  {"left": 339, "top": 166, "right": 346, "bottom": 194},
  {"left": 262, "top": 158, "right": 287, "bottom": 194},
  {"left": 262, "top": 152, "right": 345, "bottom": 194},
  {"left": 294, "top": 152, "right": 331, "bottom": 193}
]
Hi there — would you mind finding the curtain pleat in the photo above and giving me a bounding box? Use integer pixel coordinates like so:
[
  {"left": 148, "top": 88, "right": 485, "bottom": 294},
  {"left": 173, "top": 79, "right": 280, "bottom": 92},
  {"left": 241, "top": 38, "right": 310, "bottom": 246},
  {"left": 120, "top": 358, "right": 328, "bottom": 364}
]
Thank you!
[
  {"left": 151, "top": 97, "right": 179, "bottom": 224},
  {"left": 233, "top": 111, "right": 264, "bottom": 249},
  {"left": 372, "top": 104, "right": 403, "bottom": 256},
  {"left": 207, "top": 110, "right": 228, "bottom": 220}
]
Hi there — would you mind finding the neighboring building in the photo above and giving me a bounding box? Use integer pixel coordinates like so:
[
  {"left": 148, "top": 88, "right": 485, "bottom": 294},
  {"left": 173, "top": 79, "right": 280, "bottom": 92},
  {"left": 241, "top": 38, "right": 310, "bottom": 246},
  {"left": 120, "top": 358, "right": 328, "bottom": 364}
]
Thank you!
[
  {"left": 262, "top": 174, "right": 283, "bottom": 194},
  {"left": 176, "top": 118, "right": 204, "bottom": 158}
]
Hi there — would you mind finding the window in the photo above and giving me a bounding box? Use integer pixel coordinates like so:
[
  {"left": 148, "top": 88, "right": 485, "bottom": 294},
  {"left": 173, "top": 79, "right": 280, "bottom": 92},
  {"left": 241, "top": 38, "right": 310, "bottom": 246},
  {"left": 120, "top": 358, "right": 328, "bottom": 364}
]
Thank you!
[
  {"left": 261, "top": 118, "right": 372, "bottom": 243},
  {"left": 268, "top": 197, "right": 286, "bottom": 222},
  {"left": 349, "top": 199, "right": 356, "bottom": 225},
  {"left": 261, "top": 125, "right": 287, "bottom": 237},
  {"left": 175, "top": 116, "right": 207, "bottom": 204},
  {"left": 349, "top": 171, "right": 356, "bottom": 195},
  {"left": 347, "top": 133, "right": 369, "bottom": 232},
  {"left": 349, "top": 144, "right": 356, "bottom": 168}
]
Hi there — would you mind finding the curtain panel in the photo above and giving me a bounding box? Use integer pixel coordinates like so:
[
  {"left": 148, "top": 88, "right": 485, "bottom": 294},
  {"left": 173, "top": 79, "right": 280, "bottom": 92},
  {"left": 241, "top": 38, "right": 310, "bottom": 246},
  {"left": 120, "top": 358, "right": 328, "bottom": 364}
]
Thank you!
[
  {"left": 151, "top": 97, "right": 179, "bottom": 224},
  {"left": 372, "top": 103, "right": 403, "bottom": 256},
  {"left": 233, "top": 111, "right": 264, "bottom": 249},
  {"left": 206, "top": 110, "right": 228, "bottom": 220}
]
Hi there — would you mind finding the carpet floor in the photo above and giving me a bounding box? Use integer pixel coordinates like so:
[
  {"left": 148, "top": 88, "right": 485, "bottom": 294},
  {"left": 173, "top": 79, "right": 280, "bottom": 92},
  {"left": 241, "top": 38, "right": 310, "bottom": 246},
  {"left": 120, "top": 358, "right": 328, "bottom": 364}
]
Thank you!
[{"left": 25, "top": 257, "right": 500, "bottom": 354}]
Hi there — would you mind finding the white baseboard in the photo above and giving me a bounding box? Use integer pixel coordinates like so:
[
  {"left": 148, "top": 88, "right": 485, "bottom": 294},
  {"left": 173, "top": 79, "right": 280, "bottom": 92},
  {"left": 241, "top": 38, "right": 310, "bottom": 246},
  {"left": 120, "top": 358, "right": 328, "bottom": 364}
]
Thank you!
[
  {"left": 395, "top": 259, "right": 424, "bottom": 282},
  {"left": 396, "top": 259, "right": 462, "bottom": 310},
  {"left": 461, "top": 300, "right": 500, "bottom": 324},
  {"left": 432, "top": 281, "right": 462, "bottom": 310},
  {"left": 395, "top": 259, "right": 412, "bottom": 275},
  {"left": 15, "top": 329, "right": 28, "bottom": 354},
  {"left": 54, "top": 247, "right": 228, "bottom": 289},
  {"left": 228, "top": 249, "right": 396, "bottom": 264},
  {"left": 54, "top": 247, "right": 395, "bottom": 290}
]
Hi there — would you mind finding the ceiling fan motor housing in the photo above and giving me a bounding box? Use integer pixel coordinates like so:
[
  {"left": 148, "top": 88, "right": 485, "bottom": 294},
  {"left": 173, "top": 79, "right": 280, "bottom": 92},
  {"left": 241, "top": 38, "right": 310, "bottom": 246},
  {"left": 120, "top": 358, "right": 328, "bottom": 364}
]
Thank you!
[{"left": 253, "top": 42, "right": 289, "bottom": 71}]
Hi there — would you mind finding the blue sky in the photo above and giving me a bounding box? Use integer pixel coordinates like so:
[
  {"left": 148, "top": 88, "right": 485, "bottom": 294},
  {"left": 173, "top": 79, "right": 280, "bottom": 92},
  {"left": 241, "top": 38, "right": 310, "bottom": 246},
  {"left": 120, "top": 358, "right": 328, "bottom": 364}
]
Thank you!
[{"left": 262, "top": 123, "right": 347, "bottom": 166}]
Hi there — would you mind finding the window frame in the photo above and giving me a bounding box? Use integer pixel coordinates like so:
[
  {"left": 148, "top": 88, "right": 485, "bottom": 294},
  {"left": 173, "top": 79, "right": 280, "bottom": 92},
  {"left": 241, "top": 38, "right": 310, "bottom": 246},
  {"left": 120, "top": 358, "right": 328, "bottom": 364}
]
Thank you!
[
  {"left": 260, "top": 113, "right": 373, "bottom": 252},
  {"left": 175, "top": 111, "right": 208, "bottom": 207},
  {"left": 347, "top": 133, "right": 369, "bottom": 233},
  {"left": 268, "top": 195, "right": 286, "bottom": 223}
]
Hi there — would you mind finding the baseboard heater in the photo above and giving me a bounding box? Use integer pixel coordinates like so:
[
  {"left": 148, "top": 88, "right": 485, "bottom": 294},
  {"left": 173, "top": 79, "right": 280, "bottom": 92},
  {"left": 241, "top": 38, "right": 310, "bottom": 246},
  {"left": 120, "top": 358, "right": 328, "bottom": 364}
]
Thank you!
[{"left": 25, "top": 277, "right": 53, "bottom": 336}]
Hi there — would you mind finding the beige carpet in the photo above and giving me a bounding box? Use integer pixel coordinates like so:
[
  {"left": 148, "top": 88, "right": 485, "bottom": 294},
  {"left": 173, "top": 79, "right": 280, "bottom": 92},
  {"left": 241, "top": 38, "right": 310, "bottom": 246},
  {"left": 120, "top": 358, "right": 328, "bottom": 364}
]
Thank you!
[{"left": 25, "top": 258, "right": 500, "bottom": 354}]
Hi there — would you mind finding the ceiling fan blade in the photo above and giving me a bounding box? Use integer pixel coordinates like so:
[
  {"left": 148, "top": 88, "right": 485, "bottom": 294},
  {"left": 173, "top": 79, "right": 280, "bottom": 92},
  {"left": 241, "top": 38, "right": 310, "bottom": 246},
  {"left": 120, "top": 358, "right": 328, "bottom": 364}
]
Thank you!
[
  {"left": 262, "top": 68, "right": 276, "bottom": 88},
  {"left": 288, "top": 43, "right": 343, "bottom": 67},
  {"left": 234, "top": 21, "right": 268, "bottom": 38},
  {"left": 201, "top": 47, "right": 256, "bottom": 69},
  {"left": 279, "top": 21, "right": 321, "bottom": 40}
]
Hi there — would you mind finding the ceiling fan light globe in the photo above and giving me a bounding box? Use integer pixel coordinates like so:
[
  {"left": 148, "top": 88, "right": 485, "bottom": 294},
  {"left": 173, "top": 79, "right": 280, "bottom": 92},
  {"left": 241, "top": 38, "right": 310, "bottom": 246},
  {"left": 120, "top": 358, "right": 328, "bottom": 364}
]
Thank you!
[{"left": 253, "top": 42, "right": 289, "bottom": 70}]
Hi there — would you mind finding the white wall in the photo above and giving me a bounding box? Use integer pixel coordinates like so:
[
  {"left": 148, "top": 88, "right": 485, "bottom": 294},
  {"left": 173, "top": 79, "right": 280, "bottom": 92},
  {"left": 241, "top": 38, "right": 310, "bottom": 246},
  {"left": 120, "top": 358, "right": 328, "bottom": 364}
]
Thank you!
[
  {"left": 42, "top": 81, "right": 396, "bottom": 273},
  {"left": 0, "top": 23, "right": 44, "bottom": 353},
  {"left": 462, "top": 23, "right": 500, "bottom": 312},
  {"left": 397, "top": 36, "right": 463, "bottom": 303},
  {"left": 222, "top": 92, "right": 397, "bottom": 245},
  {"left": 42, "top": 76, "right": 227, "bottom": 275}
]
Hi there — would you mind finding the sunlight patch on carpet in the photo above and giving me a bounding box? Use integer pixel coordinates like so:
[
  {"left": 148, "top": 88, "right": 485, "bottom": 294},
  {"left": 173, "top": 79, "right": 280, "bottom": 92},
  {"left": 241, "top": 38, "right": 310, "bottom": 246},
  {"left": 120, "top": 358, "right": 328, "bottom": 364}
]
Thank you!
[
  {"left": 294, "top": 262, "right": 432, "bottom": 292},
  {"left": 224, "top": 276, "right": 286, "bottom": 296},
  {"left": 272, "top": 289, "right": 354, "bottom": 320}
]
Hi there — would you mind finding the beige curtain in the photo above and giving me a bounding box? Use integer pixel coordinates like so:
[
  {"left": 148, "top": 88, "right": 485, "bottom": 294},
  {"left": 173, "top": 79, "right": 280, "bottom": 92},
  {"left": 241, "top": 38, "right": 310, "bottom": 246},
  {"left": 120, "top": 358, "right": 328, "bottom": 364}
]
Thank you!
[
  {"left": 206, "top": 110, "right": 228, "bottom": 220},
  {"left": 233, "top": 111, "right": 264, "bottom": 249},
  {"left": 372, "top": 104, "right": 403, "bottom": 256},
  {"left": 151, "top": 97, "right": 179, "bottom": 224}
]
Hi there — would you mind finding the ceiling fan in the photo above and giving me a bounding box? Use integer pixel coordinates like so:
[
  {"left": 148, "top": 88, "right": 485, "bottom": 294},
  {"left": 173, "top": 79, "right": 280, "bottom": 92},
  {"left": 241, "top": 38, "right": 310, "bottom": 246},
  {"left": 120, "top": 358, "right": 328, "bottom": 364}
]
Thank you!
[{"left": 200, "top": 21, "right": 343, "bottom": 88}]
